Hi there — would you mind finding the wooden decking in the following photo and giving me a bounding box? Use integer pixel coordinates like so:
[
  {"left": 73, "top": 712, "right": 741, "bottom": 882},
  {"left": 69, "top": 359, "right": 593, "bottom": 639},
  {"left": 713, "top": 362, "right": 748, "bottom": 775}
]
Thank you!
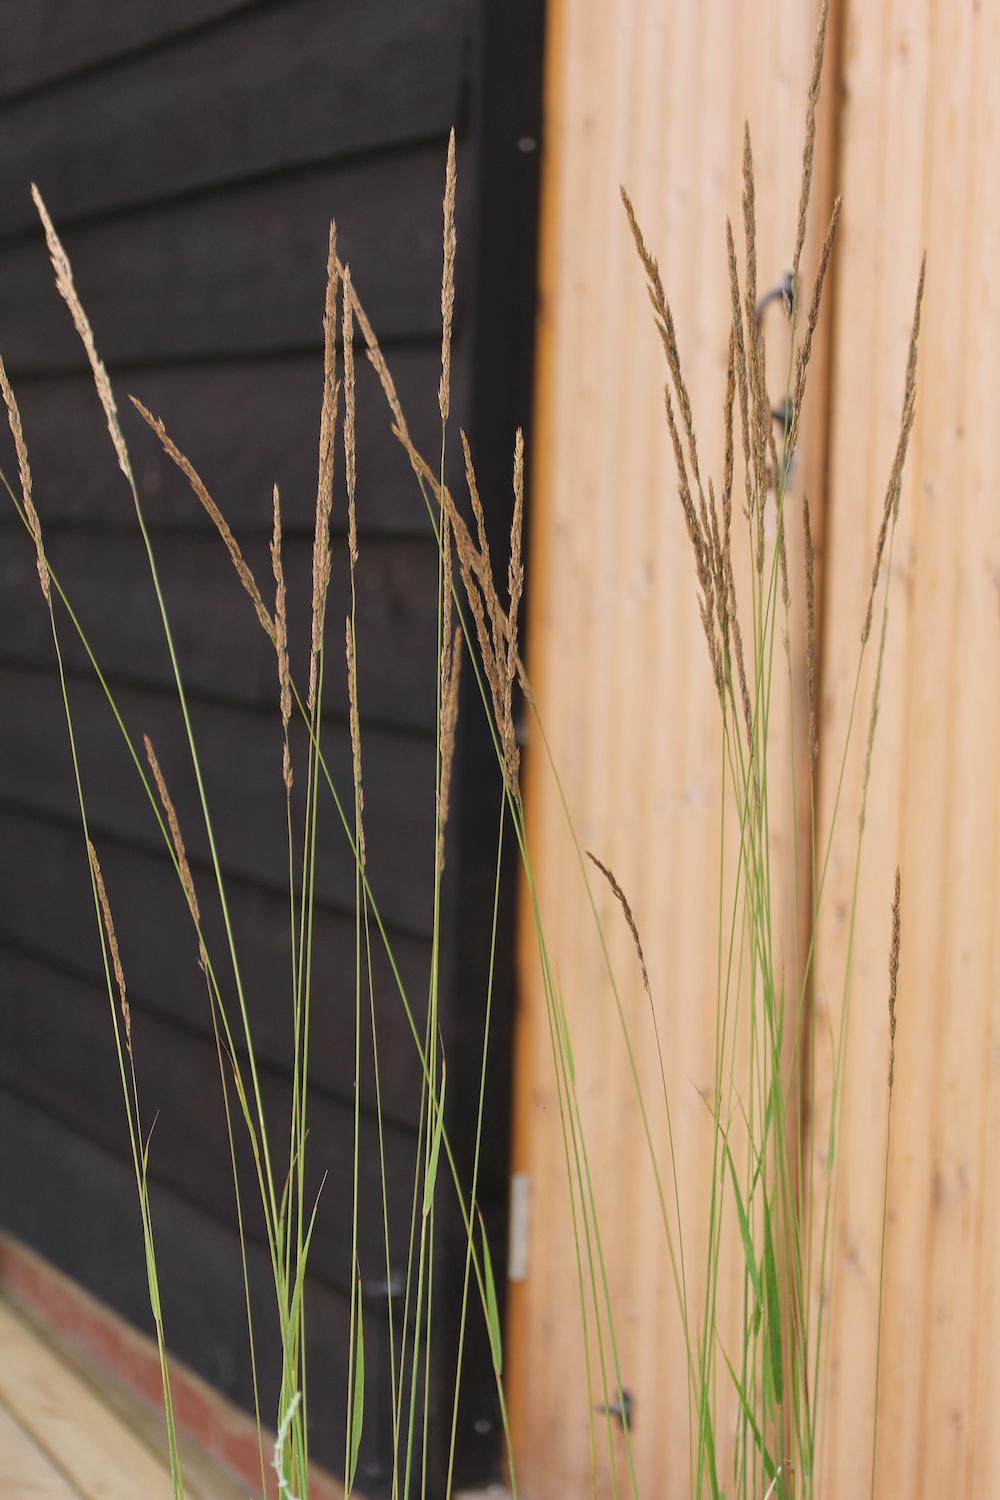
[
  {"left": 0, "top": 1231, "right": 357, "bottom": 1500},
  {"left": 0, "top": 1232, "right": 513, "bottom": 1500},
  {"left": 0, "top": 1291, "right": 254, "bottom": 1499}
]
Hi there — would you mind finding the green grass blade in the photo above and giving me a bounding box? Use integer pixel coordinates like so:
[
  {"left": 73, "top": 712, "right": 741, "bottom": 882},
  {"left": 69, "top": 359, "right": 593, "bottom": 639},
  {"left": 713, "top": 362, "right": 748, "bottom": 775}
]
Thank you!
[
  {"left": 697, "top": 1385, "right": 721, "bottom": 1500},
  {"left": 349, "top": 1281, "right": 365, "bottom": 1494},
  {"left": 423, "top": 1061, "right": 447, "bottom": 1218},
  {"left": 762, "top": 1195, "right": 784, "bottom": 1408},
  {"left": 478, "top": 1212, "right": 502, "bottom": 1377},
  {"left": 721, "top": 1346, "right": 778, "bottom": 1485},
  {"left": 725, "top": 1142, "right": 763, "bottom": 1312}
]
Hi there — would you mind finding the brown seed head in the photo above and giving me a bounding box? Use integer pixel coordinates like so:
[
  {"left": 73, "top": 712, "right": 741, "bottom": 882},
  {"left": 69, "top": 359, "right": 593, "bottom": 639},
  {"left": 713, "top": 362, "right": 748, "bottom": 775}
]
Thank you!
[
  {"left": 586, "top": 852, "right": 651, "bottom": 1001},
  {"left": 439, "top": 129, "right": 457, "bottom": 426},
  {"left": 437, "top": 625, "right": 462, "bottom": 870},
  {"left": 132, "top": 399, "right": 275, "bottom": 643},
  {"left": 863, "top": 258, "right": 925, "bottom": 646},
  {"left": 33, "top": 185, "right": 130, "bottom": 482},
  {"left": 144, "top": 735, "right": 200, "bottom": 928},
  {"left": 0, "top": 356, "right": 49, "bottom": 600},
  {"left": 89, "top": 841, "right": 131, "bottom": 1054},
  {"left": 342, "top": 266, "right": 358, "bottom": 568},
  {"left": 792, "top": 0, "right": 830, "bottom": 301},
  {"left": 888, "top": 866, "right": 901, "bottom": 1090},
  {"left": 270, "top": 486, "right": 292, "bottom": 776}
]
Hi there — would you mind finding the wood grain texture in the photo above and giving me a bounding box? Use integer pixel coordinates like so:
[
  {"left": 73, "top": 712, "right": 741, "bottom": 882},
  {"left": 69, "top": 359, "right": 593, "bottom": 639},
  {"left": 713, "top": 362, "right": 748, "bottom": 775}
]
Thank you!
[
  {"left": 808, "top": 2, "right": 1000, "bottom": 1497},
  {"left": 0, "top": 0, "right": 469, "bottom": 235},
  {"left": 0, "top": 1400, "right": 80, "bottom": 1499},
  {"left": 0, "top": 1296, "right": 177, "bottom": 1500},
  {"left": 0, "top": 0, "right": 257, "bottom": 100},
  {"left": 508, "top": 1, "right": 832, "bottom": 1496},
  {"left": 0, "top": 143, "right": 454, "bottom": 371}
]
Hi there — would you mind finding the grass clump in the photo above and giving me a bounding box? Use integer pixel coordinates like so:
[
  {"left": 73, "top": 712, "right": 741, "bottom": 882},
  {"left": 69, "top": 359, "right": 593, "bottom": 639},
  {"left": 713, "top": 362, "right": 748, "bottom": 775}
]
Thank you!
[
  {"left": 0, "top": 10, "right": 922, "bottom": 1496},
  {"left": 550, "top": 6, "right": 922, "bottom": 1495}
]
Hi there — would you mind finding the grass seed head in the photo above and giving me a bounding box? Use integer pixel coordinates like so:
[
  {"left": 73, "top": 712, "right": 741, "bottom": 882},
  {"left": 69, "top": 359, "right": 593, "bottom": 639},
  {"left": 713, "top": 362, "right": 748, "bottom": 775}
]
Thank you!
[
  {"left": 133, "top": 399, "right": 275, "bottom": 644},
  {"left": 863, "top": 257, "right": 925, "bottom": 646},
  {"left": 89, "top": 841, "right": 131, "bottom": 1055},
  {"left": 0, "top": 357, "right": 49, "bottom": 600},
  {"left": 439, "top": 129, "right": 457, "bottom": 426},
  {"left": 888, "top": 866, "right": 901, "bottom": 1089},
  {"left": 270, "top": 486, "right": 293, "bottom": 789},
  {"left": 144, "top": 735, "right": 200, "bottom": 929},
  {"left": 33, "top": 185, "right": 131, "bottom": 482}
]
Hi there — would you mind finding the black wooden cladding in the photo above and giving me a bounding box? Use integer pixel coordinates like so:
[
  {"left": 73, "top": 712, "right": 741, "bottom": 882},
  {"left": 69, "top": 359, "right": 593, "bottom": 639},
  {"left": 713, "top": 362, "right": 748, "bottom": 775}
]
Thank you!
[
  {"left": 0, "top": 524, "right": 442, "bottom": 728},
  {"left": 0, "top": 946, "right": 418, "bottom": 1292},
  {"left": 0, "top": 146, "right": 456, "bottom": 371},
  {"left": 0, "top": 0, "right": 467, "bottom": 234},
  {"left": 0, "top": 347, "right": 451, "bottom": 532},
  {"left": 0, "top": 1, "right": 260, "bottom": 100},
  {"left": 0, "top": 661, "right": 438, "bottom": 933},
  {"left": 0, "top": 805, "right": 430, "bottom": 1125},
  {"left": 0, "top": 0, "right": 545, "bottom": 1491}
]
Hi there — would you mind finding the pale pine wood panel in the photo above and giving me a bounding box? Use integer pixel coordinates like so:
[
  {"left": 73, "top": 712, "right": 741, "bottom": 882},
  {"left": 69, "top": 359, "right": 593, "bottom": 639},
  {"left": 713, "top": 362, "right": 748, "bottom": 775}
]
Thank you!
[
  {"left": 0, "top": 1297, "right": 176, "bottom": 1500},
  {"left": 509, "top": 2, "right": 833, "bottom": 1496},
  {"left": 812, "top": 0, "right": 1000, "bottom": 1496},
  {"left": 0, "top": 1401, "right": 80, "bottom": 1499}
]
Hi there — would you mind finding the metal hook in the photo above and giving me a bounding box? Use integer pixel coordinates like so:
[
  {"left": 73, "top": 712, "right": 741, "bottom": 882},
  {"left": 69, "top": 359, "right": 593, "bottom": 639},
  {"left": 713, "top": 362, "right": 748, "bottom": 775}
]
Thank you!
[
  {"left": 596, "top": 1387, "right": 635, "bottom": 1432},
  {"left": 756, "top": 276, "right": 796, "bottom": 448},
  {"left": 756, "top": 271, "right": 794, "bottom": 327}
]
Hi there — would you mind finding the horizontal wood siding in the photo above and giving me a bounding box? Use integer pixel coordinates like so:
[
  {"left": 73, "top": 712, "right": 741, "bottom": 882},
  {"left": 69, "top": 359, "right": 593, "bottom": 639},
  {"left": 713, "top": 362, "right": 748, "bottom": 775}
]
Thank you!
[
  {"left": 0, "top": 348, "right": 447, "bottom": 532},
  {"left": 0, "top": 146, "right": 456, "bottom": 369},
  {"left": 0, "top": 1, "right": 258, "bottom": 100},
  {"left": 0, "top": 0, "right": 467, "bottom": 234}
]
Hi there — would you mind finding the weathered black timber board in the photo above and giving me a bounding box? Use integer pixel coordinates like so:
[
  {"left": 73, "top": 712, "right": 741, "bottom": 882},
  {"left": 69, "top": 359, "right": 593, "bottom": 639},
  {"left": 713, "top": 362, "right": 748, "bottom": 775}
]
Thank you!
[
  {"left": 0, "top": 143, "right": 454, "bottom": 371},
  {"left": 0, "top": 524, "right": 442, "bottom": 729},
  {"left": 0, "top": 661, "right": 437, "bottom": 935},
  {"left": 0, "top": 946, "right": 419, "bottom": 1293},
  {"left": 0, "top": 806, "right": 431, "bottom": 1126},
  {"left": 0, "top": 0, "right": 469, "bottom": 235},
  {"left": 0, "top": 346, "right": 455, "bottom": 533},
  {"left": 0, "top": 1089, "right": 372, "bottom": 1480},
  {"left": 432, "top": 0, "right": 546, "bottom": 1486},
  {"left": 0, "top": 0, "right": 259, "bottom": 100}
]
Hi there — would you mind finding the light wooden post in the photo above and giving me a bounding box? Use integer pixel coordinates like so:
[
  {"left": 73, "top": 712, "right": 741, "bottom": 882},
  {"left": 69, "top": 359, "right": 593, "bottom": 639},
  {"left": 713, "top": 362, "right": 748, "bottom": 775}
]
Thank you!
[
  {"left": 507, "top": 3, "right": 834, "bottom": 1496},
  {"left": 811, "top": 2, "right": 1000, "bottom": 1496}
]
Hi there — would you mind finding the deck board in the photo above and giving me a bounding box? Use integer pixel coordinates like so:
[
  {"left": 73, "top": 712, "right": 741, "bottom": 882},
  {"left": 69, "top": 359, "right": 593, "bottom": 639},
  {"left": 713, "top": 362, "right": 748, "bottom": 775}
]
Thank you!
[
  {"left": 0, "top": 1401, "right": 79, "bottom": 1498},
  {"left": 0, "top": 1294, "right": 256, "bottom": 1499}
]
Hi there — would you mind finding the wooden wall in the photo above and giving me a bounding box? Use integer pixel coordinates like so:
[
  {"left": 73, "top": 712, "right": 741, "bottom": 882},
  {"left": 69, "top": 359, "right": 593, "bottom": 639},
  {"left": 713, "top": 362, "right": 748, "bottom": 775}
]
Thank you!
[
  {"left": 812, "top": 2, "right": 1000, "bottom": 1496},
  {"left": 509, "top": 1, "right": 835, "bottom": 1494},
  {"left": 0, "top": 2, "right": 545, "bottom": 1492},
  {"left": 510, "top": 0, "right": 1000, "bottom": 1496}
]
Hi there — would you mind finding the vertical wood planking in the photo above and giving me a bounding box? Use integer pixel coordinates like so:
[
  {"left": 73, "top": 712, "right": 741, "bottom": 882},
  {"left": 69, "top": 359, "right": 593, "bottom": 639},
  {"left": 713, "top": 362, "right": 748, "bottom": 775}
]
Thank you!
[
  {"left": 812, "top": 1, "right": 1000, "bottom": 1497},
  {"left": 509, "top": 2, "right": 832, "bottom": 1496}
]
